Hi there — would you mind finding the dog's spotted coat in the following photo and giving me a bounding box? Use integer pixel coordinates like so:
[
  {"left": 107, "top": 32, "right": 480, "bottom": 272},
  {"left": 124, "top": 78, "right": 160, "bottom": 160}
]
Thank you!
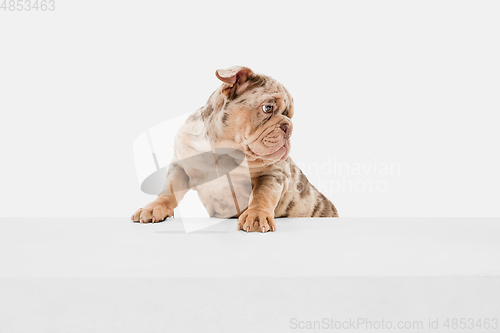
[{"left": 132, "top": 66, "right": 338, "bottom": 232}]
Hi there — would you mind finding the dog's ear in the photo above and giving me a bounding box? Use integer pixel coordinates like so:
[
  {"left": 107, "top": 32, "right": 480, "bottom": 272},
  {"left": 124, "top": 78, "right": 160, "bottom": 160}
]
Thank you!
[
  {"left": 215, "top": 66, "right": 254, "bottom": 99},
  {"left": 215, "top": 66, "right": 253, "bottom": 85}
]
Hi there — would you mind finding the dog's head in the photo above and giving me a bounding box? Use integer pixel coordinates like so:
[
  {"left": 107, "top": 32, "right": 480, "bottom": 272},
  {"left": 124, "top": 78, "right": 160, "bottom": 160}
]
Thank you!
[{"left": 203, "top": 66, "right": 294, "bottom": 165}]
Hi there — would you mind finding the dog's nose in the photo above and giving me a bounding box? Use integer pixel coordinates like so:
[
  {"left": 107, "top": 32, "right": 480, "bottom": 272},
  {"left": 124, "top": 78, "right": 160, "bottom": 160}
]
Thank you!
[{"left": 280, "top": 123, "right": 290, "bottom": 137}]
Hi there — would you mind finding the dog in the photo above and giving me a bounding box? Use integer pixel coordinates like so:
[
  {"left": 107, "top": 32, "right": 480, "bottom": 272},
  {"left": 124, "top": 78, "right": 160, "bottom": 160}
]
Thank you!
[{"left": 132, "top": 66, "right": 338, "bottom": 232}]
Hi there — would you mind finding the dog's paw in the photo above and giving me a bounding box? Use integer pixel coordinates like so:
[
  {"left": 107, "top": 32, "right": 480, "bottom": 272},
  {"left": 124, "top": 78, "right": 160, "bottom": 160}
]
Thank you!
[
  {"left": 131, "top": 202, "right": 174, "bottom": 223},
  {"left": 238, "top": 209, "right": 276, "bottom": 233}
]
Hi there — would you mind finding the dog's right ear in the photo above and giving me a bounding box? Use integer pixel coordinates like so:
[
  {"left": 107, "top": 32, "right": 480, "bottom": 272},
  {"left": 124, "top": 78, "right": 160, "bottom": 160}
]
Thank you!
[{"left": 215, "top": 66, "right": 254, "bottom": 99}]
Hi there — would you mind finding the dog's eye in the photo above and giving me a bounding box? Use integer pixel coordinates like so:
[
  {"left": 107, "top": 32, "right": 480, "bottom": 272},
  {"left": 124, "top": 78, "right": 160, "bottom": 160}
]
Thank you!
[{"left": 262, "top": 105, "right": 273, "bottom": 113}]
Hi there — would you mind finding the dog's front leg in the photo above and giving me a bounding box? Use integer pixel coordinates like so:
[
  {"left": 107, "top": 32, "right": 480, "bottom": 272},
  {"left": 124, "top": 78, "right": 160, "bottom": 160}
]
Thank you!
[
  {"left": 238, "top": 175, "right": 284, "bottom": 233},
  {"left": 132, "top": 162, "right": 190, "bottom": 223}
]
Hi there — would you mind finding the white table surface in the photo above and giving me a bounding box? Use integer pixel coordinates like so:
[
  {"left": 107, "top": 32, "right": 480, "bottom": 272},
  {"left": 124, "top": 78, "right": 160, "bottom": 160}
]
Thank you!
[
  {"left": 1, "top": 218, "right": 499, "bottom": 333},
  {"left": 1, "top": 217, "right": 499, "bottom": 277}
]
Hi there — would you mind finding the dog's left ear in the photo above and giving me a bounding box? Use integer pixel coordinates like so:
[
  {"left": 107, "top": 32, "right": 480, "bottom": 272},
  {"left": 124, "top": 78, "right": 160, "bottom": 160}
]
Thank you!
[{"left": 215, "top": 66, "right": 254, "bottom": 98}]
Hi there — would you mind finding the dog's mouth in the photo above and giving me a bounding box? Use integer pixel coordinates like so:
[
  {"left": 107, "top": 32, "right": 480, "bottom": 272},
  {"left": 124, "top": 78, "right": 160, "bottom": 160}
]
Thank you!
[
  {"left": 247, "top": 140, "right": 288, "bottom": 158},
  {"left": 245, "top": 121, "right": 291, "bottom": 163}
]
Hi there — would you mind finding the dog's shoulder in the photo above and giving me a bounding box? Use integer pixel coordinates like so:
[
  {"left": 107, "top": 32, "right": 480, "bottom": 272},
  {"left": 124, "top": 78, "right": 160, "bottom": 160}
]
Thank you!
[{"left": 173, "top": 108, "right": 211, "bottom": 159}]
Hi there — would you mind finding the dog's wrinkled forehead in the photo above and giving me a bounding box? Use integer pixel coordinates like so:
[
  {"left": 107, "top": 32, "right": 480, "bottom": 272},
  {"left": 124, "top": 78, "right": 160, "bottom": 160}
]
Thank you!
[
  {"left": 235, "top": 75, "right": 280, "bottom": 100},
  {"left": 215, "top": 66, "right": 294, "bottom": 116}
]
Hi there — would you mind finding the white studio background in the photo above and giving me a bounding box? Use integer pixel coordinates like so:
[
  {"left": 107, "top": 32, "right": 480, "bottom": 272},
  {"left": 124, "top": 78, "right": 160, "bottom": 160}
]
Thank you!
[{"left": 0, "top": 0, "right": 499, "bottom": 218}]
